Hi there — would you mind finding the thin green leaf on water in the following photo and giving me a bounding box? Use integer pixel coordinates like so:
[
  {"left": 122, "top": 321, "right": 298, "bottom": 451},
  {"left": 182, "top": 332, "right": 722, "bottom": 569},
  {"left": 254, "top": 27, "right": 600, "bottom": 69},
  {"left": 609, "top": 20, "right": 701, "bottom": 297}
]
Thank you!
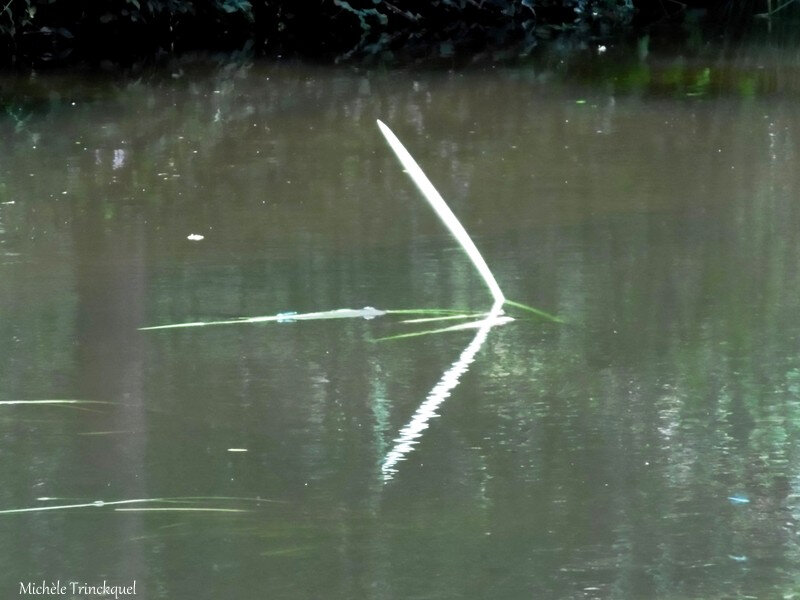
[
  {"left": 114, "top": 507, "right": 249, "bottom": 513},
  {"left": 375, "top": 314, "right": 514, "bottom": 342},
  {"left": 503, "top": 299, "right": 564, "bottom": 323},
  {"left": 139, "top": 307, "right": 388, "bottom": 331},
  {"left": 168, "top": 496, "right": 287, "bottom": 504},
  {"left": 77, "top": 430, "right": 136, "bottom": 436},
  {"left": 260, "top": 546, "right": 314, "bottom": 557},
  {"left": 0, "top": 498, "right": 163, "bottom": 515},
  {"left": 0, "top": 400, "right": 110, "bottom": 406},
  {"left": 139, "top": 307, "right": 479, "bottom": 331},
  {"left": 158, "top": 522, "right": 190, "bottom": 530},
  {"left": 0, "top": 495, "right": 281, "bottom": 516}
]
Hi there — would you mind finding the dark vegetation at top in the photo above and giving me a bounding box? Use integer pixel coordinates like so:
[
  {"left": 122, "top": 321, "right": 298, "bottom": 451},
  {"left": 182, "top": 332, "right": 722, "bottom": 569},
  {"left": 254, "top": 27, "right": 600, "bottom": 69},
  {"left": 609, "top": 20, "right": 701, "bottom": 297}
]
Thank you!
[{"left": 0, "top": 0, "right": 798, "bottom": 66}]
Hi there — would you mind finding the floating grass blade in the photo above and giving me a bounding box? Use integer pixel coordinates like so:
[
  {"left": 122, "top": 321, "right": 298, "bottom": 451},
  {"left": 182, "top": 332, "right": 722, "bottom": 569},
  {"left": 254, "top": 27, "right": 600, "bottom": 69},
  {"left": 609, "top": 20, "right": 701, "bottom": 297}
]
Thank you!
[
  {"left": 114, "top": 507, "right": 249, "bottom": 513},
  {"left": 140, "top": 307, "right": 387, "bottom": 331},
  {"left": 399, "top": 313, "right": 485, "bottom": 324},
  {"left": 0, "top": 495, "right": 280, "bottom": 516},
  {"left": 377, "top": 120, "right": 505, "bottom": 309},
  {"left": 375, "top": 314, "right": 513, "bottom": 342},
  {"left": 140, "top": 307, "right": 480, "bottom": 332},
  {"left": 0, "top": 399, "right": 109, "bottom": 406}
]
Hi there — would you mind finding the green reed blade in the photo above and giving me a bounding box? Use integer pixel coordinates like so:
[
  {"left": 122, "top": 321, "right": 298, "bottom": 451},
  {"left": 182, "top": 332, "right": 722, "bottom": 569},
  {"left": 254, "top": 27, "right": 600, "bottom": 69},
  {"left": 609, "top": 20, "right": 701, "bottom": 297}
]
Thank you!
[
  {"left": 139, "top": 307, "right": 483, "bottom": 331},
  {"left": 375, "top": 314, "right": 514, "bottom": 341},
  {"left": 503, "top": 299, "right": 564, "bottom": 323},
  {"left": 0, "top": 400, "right": 110, "bottom": 406},
  {"left": 0, "top": 495, "right": 281, "bottom": 515},
  {"left": 114, "top": 507, "right": 249, "bottom": 513}
]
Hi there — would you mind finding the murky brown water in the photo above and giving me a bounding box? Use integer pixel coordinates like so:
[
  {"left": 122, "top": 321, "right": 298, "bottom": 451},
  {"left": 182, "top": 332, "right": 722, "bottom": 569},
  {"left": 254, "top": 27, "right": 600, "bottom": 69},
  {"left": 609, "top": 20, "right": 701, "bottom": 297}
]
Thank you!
[{"left": 2, "top": 46, "right": 800, "bottom": 599}]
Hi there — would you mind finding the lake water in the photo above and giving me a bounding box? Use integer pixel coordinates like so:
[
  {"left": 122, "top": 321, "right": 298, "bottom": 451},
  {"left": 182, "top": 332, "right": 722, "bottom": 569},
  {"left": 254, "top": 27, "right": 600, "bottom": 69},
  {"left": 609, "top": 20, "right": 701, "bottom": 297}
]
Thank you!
[{"left": 2, "top": 45, "right": 800, "bottom": 599}]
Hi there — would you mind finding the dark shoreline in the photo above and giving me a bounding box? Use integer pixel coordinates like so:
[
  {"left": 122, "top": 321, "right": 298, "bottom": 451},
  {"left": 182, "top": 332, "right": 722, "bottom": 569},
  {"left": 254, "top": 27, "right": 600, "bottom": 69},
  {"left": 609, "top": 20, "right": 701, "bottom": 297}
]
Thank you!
[{"left": 1, "top": 1, "right": 798, "bottom": 70}]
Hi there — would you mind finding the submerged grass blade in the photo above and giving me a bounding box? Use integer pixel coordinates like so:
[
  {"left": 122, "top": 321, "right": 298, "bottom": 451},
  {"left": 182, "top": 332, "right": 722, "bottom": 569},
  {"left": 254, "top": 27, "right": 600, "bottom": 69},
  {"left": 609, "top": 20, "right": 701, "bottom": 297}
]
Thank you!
[
  {"left": 375, "top": 314, "right": 513, "bottom": 341},
  {"left": 503, "top": 299, "right": 564, "bottom": 323},
  {"left": 377, "top": 120, "right": 505, "bottom": 307}
]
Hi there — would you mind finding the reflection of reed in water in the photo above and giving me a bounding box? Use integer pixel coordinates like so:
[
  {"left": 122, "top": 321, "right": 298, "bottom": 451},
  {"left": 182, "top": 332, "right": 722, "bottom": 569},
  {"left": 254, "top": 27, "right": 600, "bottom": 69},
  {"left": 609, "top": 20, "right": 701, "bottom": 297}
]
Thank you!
[{"left": 381, "top": 306, "right": 510, "bottom": 481}]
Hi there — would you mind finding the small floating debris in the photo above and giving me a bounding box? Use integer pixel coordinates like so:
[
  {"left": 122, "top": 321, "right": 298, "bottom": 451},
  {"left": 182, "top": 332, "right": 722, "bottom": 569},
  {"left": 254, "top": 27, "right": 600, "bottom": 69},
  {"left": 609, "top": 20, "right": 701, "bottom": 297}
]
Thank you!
[
  {"left": 728, "top": 495, "right": 750, "bottom": 505},
  {"left": 728, "top": 555, "right": 748, "bottom": 562},
  {"left": 186, "top": 233, "right": 204, "bottom": 241},
  {"left": 227, "top": 448, "right": 248, "bottom": 453}
]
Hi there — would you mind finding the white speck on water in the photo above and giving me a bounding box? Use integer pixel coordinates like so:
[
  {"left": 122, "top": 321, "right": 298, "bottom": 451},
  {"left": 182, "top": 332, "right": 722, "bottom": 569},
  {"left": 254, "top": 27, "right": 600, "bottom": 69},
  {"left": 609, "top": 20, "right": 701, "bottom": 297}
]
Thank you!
[
  {"left": 187, "top": 234, "right": 204, "bottom": 241},
  {"left": 227, "top": 448, "right": 248, "bottom": 452},
  {"left": 112, "top": 149, "right": 126, "bottom": 170}
]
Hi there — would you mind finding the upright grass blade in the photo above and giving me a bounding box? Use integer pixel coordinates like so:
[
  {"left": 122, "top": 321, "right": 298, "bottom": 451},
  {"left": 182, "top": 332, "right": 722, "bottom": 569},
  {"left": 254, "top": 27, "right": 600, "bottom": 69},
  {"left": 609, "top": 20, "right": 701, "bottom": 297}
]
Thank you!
[
  {"left": 377, "top": 120, "right": 505, "bottom": 309},
  {"left": 138, "top": 123, "right": 560, "bottom": 334}
]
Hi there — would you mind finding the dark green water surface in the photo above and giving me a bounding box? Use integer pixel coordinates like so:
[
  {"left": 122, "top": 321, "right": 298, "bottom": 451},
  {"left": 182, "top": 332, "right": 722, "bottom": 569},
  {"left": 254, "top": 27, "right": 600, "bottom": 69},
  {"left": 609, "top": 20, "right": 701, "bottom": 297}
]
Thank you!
[{"left": 2, "top": 47, "right": 800, "bottom": 599}]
